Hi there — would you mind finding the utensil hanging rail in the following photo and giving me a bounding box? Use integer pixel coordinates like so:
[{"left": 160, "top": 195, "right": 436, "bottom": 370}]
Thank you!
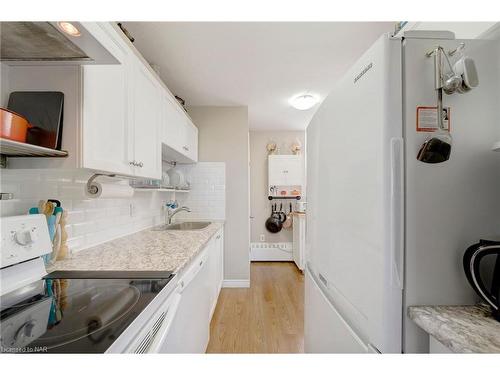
[{"left": 268, "top": 196, "right": 301, "bottom": 200}]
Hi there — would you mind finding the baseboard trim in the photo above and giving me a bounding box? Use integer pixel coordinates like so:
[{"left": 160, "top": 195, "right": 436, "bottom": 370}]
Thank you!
[
  {"left": 250, "top": 242, "right": 293, "bottom": 261},
  {"left": 222, "top": 279, "right": 250, "bottom": 288}
]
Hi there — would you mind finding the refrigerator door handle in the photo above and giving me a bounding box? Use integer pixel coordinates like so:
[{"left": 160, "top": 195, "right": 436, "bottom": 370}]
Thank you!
[{"left": 390, "top": 137, "right": 404, "bottom": 290}]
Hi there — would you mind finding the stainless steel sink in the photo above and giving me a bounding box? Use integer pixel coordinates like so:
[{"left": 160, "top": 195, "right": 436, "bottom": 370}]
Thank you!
[{"left": 152, "top": 221, "right": 211, "bottom": 231}]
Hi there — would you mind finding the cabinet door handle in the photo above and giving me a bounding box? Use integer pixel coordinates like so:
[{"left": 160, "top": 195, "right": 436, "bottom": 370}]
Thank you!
[
  {"left": 129, "top": 161, "right": 136, "bottom": 166},
  {"left": 137, "top": 162, "right": 144, "bottom": 168}
]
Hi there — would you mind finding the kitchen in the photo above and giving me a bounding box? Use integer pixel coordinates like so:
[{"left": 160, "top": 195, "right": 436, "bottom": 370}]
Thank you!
[{"left": 1, "top": 1, "right": 500, "bottom": 373}]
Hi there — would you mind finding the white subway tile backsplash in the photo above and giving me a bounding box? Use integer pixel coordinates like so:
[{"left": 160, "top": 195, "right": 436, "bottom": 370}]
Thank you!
[
  {"left": 66, "top": 235, "right": 85, "bottom": 253},
  {"left": 1, "top": 164, "right": 225, "bottom": 255},
  {"left": 106, "top": 206, "right": 122, "bottom": 217},
  {"left": 20, "top": 182, "right": 58, "bottom": 199},
  {"left": 66, "top": 210, "right": 85, "bottom": 224},
  {"left": 58, "top": 183, "right": 87, "bottom": 199},
  {"left": 176, "top": 162, "right": 225, "bottom": 221},
  {"left": 85, "top": 208, "right": 107, "bottom": 221},
  {"left": 72, "top": 221, "right": 96, "bottom": 237},
  {"left": 72, "top": 199, "right": 97, "bottom": 211},
  {"left": 64, "top": 224, "right": 73, "bottom": 238}
]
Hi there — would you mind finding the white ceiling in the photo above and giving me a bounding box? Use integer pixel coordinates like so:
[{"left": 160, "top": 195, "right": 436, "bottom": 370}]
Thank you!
[{"left": 124, "top": 22, "right": 394, "bottom": 130}]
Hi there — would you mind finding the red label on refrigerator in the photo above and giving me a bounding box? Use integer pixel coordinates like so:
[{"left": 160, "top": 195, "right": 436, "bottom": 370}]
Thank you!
[{"left": 416, "top": 106, "right": 451, "bottom": 132}]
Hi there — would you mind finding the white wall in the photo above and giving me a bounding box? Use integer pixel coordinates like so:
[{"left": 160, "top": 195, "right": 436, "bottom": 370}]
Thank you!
[
  {"left": 187, "top": 106, "right": 250, "bottom": 282},
  {"left": 249, "top": 130, "right": 305, "bottom": 244}
]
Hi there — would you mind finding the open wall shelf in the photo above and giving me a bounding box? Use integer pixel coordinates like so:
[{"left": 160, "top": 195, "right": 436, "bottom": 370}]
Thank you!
[
  {"left": 0, "top": 138, "right": 68, "bottom": 157},
  {"left": 134, "top": 188, "right": 190, "bottom": 193}
]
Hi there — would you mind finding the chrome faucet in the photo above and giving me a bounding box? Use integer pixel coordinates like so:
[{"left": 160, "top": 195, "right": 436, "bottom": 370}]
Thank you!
[{"left": 166, "top": 206, "right": 191, "bottom": 225}]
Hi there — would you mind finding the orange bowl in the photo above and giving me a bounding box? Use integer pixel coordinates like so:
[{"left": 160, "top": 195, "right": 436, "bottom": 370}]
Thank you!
[{"left": 0, "top": 108, "right": 32, "bottom": 142}]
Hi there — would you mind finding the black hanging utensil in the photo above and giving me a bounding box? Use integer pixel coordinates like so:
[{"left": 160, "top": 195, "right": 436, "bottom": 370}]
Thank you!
[{"left": 265, "top": 202, "right": 283, "bottom": 233}]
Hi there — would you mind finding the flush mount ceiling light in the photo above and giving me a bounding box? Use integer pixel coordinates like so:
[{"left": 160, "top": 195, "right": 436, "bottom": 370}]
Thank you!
[
  {"left": 289, "top": 94, "right": 319, "bottom": 110},
  {"left": 57, "top": 22, "right": 81, "bottom": 37}
]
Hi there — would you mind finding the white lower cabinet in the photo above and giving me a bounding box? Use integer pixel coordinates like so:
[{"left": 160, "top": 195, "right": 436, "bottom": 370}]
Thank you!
[
  {"left": 292, "top": 214, "right": 306, "bottom": 271},
  {"left": 208, "top": 229, "right": 224, "bottom": 318},
  {"left": 159, "top": 229, "right": 224, "bottom": 353},
  {"left": 160, "top": 248, "right": 211, "bottom": 353}
]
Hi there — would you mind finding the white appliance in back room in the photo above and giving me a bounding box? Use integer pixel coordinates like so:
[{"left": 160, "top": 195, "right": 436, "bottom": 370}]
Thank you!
[{"left": 304, "top": 32, "right": 500, "bottom": 353}]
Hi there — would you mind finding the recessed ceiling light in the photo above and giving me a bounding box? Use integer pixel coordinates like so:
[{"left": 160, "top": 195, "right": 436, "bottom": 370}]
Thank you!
[
  {"left": 289, "top": 94, "right": 319, "bottom": 110},
  {"left": 57, "top": 22, "right": 81, "bottom": 37}
]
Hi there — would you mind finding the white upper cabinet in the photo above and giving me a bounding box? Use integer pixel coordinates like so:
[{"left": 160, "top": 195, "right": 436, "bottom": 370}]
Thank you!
[
  {"left": 161, "top": 94, "right": 199, "bottom": 164},
  {"left": 162, "top": 94, "right": 185, "bottom": 154},
  {"left": 81, "top": 26, "right": 133, "bottom": 176},
  {"left": 5, "top": 22, "right": 197, "bottom": 175},
  {"left": 184, "top": 121, "right": 198, "bottom": 162},
  {"left": 82, "top": 25, "right": 161, "bottom": 179},
  {"left": 268, "top": 155, "right": 304, "bottom": 189},
  {"left": 130, "top": 60, "right": 161, "bottom": 179}
]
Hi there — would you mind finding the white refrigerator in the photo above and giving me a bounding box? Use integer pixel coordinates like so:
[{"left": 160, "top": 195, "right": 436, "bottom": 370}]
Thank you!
[{"left": 304, "top": 32, "right": 500, "bottom": 353}]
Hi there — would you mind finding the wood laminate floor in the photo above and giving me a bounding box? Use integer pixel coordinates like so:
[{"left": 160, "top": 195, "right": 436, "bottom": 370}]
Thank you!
[{"left": 206, "top": 261, "right": 304, "bottom": 353}]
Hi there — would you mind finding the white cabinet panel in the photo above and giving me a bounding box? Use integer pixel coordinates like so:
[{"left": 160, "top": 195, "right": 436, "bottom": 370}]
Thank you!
[
  {"left": 82, "top": 31, "right": 133, "bottom": 175},
  {"left": 208, "top": 229, "right": 224, "bottom": 318},
  {"left": 158, "top": 230, "right": 223, "bottom": 353},
  {"left": 161, "top": 249, "right": 211, "bottom": 353},
  {"left": 284, "top": 157, "right": 303, "bottom": 185},
  {"left": 184, "top": 121, "right": 198, "bottom": 162},
  {"left": 292, "top": 214, "right": 306, "bottom": 271},
  {"left": 162, "top": 95, "right": 185, "bottom": 153},
  {"left": 160, "top": 95, "right": 198, "bottom": 164},
  {"left": 215, "top": 229, "right": 224, "bottom": 294},
  {"left": 131, "top": 61, "right": 161, "bottom": 179},
  {"left": 268, "top": 155, "right": 288, "bottom": 186},
  {"left": 268, "top": 155, "right": 304, "bottom": 193}
]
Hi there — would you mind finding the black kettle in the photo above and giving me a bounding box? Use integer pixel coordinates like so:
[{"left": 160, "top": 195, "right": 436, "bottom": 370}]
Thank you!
[{"left": 463, "top": 240, "right": 500, "bottom": 321}]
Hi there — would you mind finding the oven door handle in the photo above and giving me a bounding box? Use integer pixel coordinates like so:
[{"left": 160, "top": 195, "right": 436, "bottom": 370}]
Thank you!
[{"left": 147, "top": 291, "right": 182, "bottom": 353}]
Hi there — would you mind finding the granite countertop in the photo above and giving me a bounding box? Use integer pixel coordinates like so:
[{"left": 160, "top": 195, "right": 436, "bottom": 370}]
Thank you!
[
  {"left": 408, "top": 304, "right": 500, "bottom": 353},
  {"left": 48, "top": 222, "right": 223, "bottom": 274}
]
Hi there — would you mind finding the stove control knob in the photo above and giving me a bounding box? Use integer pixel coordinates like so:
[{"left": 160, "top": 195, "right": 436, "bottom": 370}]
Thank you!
[
  {"left": 24, "top": 321, "right": 35, "bottom": 338},
  {"left": 14, "top": 230, "right": 34, "bottom": 246},
  {"left": 14, "top": 320, "right": 36, "bottom": 344}
]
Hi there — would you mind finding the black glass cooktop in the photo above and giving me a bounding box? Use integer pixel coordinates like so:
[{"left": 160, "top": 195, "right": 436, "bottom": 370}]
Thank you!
[{"left": 0, "top": 271, "right": 173, "bottom": 353}]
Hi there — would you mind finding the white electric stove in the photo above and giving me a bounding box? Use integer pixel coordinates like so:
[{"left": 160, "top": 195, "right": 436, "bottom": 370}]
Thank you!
[{"left": 0, "top": 214, "right": 176, "bottom": 353}]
